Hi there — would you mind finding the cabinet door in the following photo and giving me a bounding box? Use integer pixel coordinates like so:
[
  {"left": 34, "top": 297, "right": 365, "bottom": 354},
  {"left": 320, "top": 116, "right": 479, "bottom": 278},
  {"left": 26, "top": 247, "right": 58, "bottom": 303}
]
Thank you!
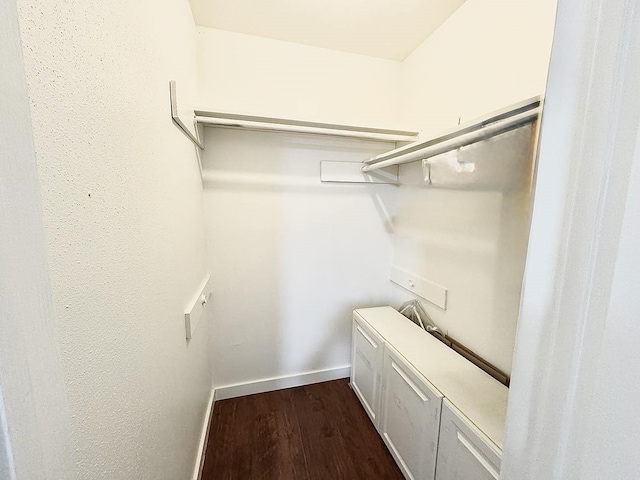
[
  {"left": 435, "top": 400, "right": 501, "bottom": 480},
  {"left": 380, "top": 345, "right": 443, "bottom": 480},
  {"left": 350, "top": 316, "right": 384, "bottom": 426}
]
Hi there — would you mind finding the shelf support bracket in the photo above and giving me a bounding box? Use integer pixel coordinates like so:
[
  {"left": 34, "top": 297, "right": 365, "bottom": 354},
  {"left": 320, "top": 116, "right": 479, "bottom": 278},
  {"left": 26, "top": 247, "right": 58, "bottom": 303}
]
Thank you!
[{"left": 169, "top": 80, "right": 204, "bottom": 150}]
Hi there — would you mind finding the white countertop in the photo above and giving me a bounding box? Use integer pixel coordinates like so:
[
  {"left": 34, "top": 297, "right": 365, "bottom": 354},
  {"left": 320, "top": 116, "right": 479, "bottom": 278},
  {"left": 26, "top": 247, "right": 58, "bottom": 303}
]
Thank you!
[{"left": 354, "top": 306, "right": 509, "bottom": 450}]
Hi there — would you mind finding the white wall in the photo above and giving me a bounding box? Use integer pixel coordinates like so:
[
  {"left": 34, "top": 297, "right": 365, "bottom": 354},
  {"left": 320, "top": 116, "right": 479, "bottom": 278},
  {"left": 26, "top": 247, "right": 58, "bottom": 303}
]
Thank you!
[
  {"left": 391, "top": 126, "right": 537, "bottom": 375},
  {"left": 503, "top": 0, "right": 640, "bottom": 478},
  {"left": 201, "top": 128, "right": 397, "bottom": 389},
  {"left": 1, "top": 1, "right": 73, "bottom": 478},
  {"left": 15, "top": 0, "right": 211, "bottom": 478},
  {"left": 195, "top": 4, "right": 558, "bottom": 379},
  {"left": 400, "top": 0, "right": 557, "bottom": 136},
  {"left": 196, "top": 27, "right": 404, "bottom": 389},
  {"left": 388, "top": 0, "right": 557, "bottom": 375},
  {"left": 197, "top": 28, "right": 402, "bottom": 128}
]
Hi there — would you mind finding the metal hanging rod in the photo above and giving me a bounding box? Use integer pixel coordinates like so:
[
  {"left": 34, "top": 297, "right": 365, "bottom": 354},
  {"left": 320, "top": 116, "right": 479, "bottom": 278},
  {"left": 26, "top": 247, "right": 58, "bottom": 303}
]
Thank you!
[
  {"left": 194, "top": 111, "right": 419, "bottom": 143},
  {"left": 362, "top": 96, "right": 541, "bottom": 173}
]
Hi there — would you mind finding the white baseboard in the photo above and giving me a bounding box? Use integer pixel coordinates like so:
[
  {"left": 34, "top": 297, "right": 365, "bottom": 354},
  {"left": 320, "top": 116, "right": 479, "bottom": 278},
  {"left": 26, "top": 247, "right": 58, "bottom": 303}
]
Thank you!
[
  {"left": 213, "top": 366, "right": 351, "bottom": 401},
  {"left": 191, "top": 389, "right": 215, "bottom": 480}
]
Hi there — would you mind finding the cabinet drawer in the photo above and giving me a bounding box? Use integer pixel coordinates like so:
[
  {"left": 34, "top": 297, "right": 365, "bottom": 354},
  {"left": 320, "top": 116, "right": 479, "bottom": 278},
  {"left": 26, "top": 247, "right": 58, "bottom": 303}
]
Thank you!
[
  {"left": 380, "top": 345, "right": 443, "bottom": 480},
  {"left": 351, "top": 316, "right": 384, "bottom": 426},
  {"left": 436, "top": 400, "right": 501, "bottom": 480}
]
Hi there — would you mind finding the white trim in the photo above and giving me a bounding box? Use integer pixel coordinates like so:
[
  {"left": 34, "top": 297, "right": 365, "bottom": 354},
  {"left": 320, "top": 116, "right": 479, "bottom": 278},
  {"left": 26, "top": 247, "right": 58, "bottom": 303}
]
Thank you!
[
  {"left": 502, "top": 1, "right": 640, "bottom": 478},
  {"left": 0, "top": 388, "right": 16, "bottom": 480},
  {"left": 213, "top": 366, "right": 351, "bottom": 401},
  {"left": 191, "top": 390, "right": 215, "bottom": 480}
]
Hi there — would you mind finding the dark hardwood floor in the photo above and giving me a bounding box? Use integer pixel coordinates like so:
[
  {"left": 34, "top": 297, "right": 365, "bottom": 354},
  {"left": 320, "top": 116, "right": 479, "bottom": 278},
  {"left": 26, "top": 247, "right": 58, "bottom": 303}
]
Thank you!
[{"left": 201, "top": 378, "right": 404, "bottom": 480}]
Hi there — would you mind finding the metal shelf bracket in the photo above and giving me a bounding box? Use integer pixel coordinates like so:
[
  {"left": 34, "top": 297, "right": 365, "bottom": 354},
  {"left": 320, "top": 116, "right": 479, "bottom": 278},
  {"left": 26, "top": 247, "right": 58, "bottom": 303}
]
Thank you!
[{"left": 169, "top": 80, "right": 204, "bottom": 150}]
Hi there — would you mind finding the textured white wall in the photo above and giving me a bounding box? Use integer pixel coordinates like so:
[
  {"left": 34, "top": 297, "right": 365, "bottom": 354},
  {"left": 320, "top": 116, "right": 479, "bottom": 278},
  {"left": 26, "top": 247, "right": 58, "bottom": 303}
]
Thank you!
[
  {"left": 196, "top": 28, "right": 402, "bottom": 129},
  {"left": 201, "top": 128, "right": 397, "bottom": 389},
  {"left": 389, "top": 0, "right": 557, "bottom": 375},
  {"left": 1, "top": 1, "right": 73, "bottom": 478},
  {"left": 16, "top": 0, "right": 211, "bottom": 478},
  {"left": 503, "top": 0, "right": 640, "bottom": 478}
]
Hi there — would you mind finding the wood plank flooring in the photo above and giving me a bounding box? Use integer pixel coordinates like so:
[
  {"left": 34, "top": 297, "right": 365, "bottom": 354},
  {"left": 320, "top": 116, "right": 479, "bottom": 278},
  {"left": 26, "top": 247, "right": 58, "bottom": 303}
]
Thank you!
[{"left": 201, "top": 378, "right": 404, "bottom": 480}]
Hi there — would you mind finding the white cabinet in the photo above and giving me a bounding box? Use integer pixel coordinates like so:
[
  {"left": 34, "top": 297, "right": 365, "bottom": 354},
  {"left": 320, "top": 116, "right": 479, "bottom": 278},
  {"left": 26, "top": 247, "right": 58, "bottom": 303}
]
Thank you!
[
  {"left": 351, "top": 307, "right": 508, "bottom": 480},
  {"left": 350, "top": 316, "right": 384, "bottom": 426},
  {"left": 435, "top": 400, "right": 501, "bottom": 480},
  {"left": 379, "top": 345, "right": 442, "bottom": 480}
]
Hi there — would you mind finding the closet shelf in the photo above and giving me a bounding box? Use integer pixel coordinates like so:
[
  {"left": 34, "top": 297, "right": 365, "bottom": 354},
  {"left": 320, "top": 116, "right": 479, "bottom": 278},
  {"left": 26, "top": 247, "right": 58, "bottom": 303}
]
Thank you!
[
  {"left": 194, "top": 111, "right": 420, "bottom": 143},
  {"left": 362, "top": 96, "right": 542, "bottom": 173}
]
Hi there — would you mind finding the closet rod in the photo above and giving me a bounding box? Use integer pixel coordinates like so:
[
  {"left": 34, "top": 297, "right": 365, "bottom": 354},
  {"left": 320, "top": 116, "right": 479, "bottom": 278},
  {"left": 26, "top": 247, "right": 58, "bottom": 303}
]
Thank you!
[
  {"left": 361, "top": 97, "right": 541, "bottom": 173},
  {"left": 195, "top": 114, "right": 419, "bottom": 143}
]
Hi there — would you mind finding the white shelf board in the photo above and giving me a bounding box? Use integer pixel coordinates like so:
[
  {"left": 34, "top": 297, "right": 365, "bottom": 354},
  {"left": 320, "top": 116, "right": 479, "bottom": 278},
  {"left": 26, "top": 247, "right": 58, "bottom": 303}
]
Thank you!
[
  {"left": 185, "top": 274, "right": 212, "bottom": 341},
  {"left": 320, "top": 161, "right": 398, "bottom": 184},
  {"left": 390, "top": 267, "right": 448, "bottom": 309},
  {"left": 195, "top": 110, "right": 419, "bottom": 143},
  {"left": 363, "top": 96, "right": 542, "bottom": 172}
]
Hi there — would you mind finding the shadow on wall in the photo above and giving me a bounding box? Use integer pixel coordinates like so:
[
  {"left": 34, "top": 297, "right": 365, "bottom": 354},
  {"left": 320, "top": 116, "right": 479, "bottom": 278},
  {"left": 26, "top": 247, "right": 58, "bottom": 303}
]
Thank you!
[
  {"left": 390, "top": 124, "right": 537, "bottom": 376},
  {"left": 200, "top": 128, "right": 399, "bottom": 389}
]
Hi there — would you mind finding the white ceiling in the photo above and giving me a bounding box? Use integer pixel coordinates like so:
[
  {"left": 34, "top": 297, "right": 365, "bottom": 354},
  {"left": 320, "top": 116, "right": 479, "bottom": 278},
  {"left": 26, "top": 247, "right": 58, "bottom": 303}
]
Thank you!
[{"left": 188, "top": 0, "right": 467, "bottom": 61}]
